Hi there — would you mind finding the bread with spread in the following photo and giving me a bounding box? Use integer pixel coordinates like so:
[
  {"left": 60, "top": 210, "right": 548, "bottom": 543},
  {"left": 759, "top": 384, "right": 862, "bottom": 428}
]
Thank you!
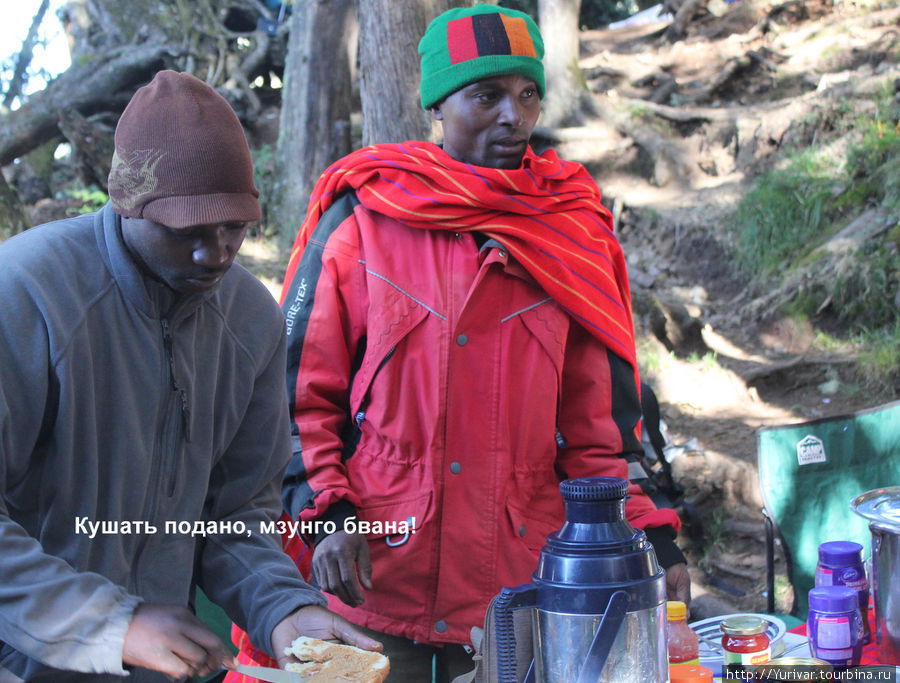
[{"left": 284, "top": 636, "right": 390, "bottom": 682}]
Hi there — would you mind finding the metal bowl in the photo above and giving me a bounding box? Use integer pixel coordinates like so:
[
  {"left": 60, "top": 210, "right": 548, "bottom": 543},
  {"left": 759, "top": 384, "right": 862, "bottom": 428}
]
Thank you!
[{"left": 851, "top": 486, "right": 900, "bottom": 531}]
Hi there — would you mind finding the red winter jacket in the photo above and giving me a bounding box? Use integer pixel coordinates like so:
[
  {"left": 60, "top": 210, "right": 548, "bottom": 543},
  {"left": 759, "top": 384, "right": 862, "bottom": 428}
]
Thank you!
[{"left": 279, "top": 193, "right": 680, "bottom": 646}]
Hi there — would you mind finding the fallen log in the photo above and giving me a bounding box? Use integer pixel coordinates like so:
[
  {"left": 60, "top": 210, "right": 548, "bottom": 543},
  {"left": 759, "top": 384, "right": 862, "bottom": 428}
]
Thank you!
[
  {"left": 0, "top": 43, "right": 173, "bottom": 167},
  {"left": 617, "top": 96, "right": 733, "bottom": 123},
  {"left": 57, "top": 109, "right": 116, "bottom": 190}
]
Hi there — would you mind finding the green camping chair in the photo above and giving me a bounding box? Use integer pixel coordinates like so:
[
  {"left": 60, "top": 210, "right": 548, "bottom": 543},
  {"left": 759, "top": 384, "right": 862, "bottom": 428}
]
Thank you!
[
  {"left": 194, "top": 589, "right": 238, "bottom": 682},
  {"left": 757, "top": 400, "right": 900, "bottom": 618}
]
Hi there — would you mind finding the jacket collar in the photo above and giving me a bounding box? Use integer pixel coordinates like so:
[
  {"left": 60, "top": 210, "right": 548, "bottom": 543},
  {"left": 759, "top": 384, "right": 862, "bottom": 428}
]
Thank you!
[{"left": 93, "top": 202, "right": 209, "bottom": 322}]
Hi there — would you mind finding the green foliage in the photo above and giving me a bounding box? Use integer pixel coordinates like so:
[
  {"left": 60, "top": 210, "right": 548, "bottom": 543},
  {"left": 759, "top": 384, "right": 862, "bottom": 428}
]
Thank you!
[
  {"left": 734, "top": 148, "right": 840, "bottom": 274},
  {"left": 252, "top": 144, "right": 276, "bottom": 236},
  {"left": 66, "top": 187, "right": 108, "bottom": 215},
  {"left": 637, "top": 336, "right": 666, "bottom": 376},
  {"left": 699, "top": 508, "right": 728, "bottom": 573},
  {"left": 858, "top": 322, "right": 900, "bottom": 393},
  {"left": 784, "top": 240, "right": 898, "bottom": 333},
  {"left": 498, "top": 0, "right": 639, "bottom": 29},
  {"left": 580, "top": 0, "right": 640, "bottom": 28},
  {"left": 841, "top": 88, "right": 900, "bottom": 219},
  {"left": 733, "top": 84, "right": 899, "bottom": 384},
  {"left": 811, "top": 328, "right": 844, "bottom": 351},
  {"left": 830, "top": 243, "right": 898, "bottom": 330},
  {"left": 735, "top": 85, "right": 899, "bottom": 277}
]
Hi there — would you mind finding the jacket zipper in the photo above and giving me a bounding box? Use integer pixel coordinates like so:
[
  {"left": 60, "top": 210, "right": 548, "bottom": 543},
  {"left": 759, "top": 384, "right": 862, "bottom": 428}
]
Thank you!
[
  {"left": 161, "top": 317, "right": 191, "bottom": 496},
  {"left": 354, "top": 346, "right": 397, "bottom": 426},
  {"left": 129, "top": 316, "right": 179, "bottom": 591}
]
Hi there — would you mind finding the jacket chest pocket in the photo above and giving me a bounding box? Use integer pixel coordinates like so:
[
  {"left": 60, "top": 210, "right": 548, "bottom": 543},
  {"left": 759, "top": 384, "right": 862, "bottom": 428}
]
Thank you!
[
  {"left": 498, "top": 299, "right": 570, "bottom": 466},
  {"left": 507, "top": 299, "right": 569, "bottom": 394},
  {"left": 350, "top": 293, "right": 430, "bottom": 417}
]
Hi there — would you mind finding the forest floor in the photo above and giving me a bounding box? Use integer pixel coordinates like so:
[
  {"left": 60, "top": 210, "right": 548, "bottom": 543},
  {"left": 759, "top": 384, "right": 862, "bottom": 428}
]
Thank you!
[
  {"left": 234, "top": 0, "right": 900, "bottom": 620},
  {"left": 564, "top": 0, "right": 898, "bottom": 618}
]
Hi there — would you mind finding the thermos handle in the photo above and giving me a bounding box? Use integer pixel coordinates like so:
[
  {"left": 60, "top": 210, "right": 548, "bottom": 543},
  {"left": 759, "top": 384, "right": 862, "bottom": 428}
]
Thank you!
[
  {"left": 576, "top": 590, "right": 630, "bottom": 683},
  {"left": 494, "top": 584, "right": 537, "bottom": 683}
]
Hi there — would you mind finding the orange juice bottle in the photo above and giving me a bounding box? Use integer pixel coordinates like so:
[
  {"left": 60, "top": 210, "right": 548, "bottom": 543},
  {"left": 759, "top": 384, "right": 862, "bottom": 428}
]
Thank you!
[{"left": 667, "top": 601, "right": 699, "bottom": 665}]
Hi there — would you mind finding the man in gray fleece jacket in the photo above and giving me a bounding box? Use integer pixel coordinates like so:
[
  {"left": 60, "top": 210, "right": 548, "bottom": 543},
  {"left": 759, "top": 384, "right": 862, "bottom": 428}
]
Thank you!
[{"left": 0, "top": 70, "right": 379, "bottom": 681}]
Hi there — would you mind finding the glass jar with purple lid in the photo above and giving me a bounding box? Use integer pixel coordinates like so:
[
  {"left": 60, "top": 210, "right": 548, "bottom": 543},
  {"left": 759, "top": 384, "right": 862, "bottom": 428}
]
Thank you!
[
  {"left": 808, "top": 586, "right": 863, "bottom": 668},
  {"left": 814, "top": 541, "right": 870, "bottom": 644}
]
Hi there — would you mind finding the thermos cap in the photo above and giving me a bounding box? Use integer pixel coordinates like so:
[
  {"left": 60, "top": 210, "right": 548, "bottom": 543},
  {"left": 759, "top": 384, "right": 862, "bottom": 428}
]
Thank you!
[
  {"left": 808, "top": 586, "right": 857, "bottom": 613},
  {"left": 560, "top": 476, "right": 628, "bottom": 501},
  {"left": 817, "top": 540, "right": 863, "bottom": 567}
]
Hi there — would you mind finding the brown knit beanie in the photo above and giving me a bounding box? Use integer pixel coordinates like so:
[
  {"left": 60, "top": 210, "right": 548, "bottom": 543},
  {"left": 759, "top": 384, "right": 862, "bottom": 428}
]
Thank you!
[{"left": 108, "top": 70, "right": 260, "bottom": 228}]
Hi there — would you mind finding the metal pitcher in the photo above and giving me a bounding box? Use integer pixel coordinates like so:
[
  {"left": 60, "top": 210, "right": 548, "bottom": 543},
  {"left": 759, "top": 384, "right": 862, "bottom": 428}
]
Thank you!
[{"left": 851, "top": 486, "right": 900, "bottom": 665}]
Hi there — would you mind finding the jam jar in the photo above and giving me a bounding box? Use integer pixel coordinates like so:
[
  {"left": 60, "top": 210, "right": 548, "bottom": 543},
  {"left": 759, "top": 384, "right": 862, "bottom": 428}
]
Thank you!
[{"left": 721, "top": 616, "right": 772, "bottom": 674}]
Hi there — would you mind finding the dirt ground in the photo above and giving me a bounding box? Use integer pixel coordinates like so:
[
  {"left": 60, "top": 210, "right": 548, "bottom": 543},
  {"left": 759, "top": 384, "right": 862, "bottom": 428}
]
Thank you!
[{"left": 566, "top": 0, "right": 899, "bottom": 617}]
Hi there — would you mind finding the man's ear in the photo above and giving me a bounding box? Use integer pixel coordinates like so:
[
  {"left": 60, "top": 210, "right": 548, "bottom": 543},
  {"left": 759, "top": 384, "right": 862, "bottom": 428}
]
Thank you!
[{"left": 430, "top": 105, "right": 444, "bottom": 122}]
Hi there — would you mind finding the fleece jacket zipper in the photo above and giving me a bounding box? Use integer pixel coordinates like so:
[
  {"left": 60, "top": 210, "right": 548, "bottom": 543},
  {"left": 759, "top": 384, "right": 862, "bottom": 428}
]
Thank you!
[{"left": 161, "top": 317, "right": 191, "bottom": 496}]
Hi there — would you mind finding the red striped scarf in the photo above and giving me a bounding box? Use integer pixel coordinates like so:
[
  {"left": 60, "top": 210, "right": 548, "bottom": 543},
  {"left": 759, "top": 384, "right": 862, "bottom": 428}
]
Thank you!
[{"left": 281, "top": 141, "right": 637, "bottom": 370}]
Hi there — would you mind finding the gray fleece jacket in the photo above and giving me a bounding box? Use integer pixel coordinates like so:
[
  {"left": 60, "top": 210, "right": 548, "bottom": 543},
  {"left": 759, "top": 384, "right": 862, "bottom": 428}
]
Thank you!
[{"left": 0, "top": 204, "right": 326, "bottom": 681}]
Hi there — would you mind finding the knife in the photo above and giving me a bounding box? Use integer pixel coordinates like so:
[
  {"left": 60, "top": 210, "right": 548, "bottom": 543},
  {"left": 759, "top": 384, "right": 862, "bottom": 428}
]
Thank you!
[{"left": 232, "top": 663, "right": 309, "bottom": 683}]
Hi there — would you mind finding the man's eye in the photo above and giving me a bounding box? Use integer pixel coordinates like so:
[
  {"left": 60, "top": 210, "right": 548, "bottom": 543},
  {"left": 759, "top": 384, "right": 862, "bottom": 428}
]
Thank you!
[
  {"left": 522, "top": 88, "right": 537, "bottom": 98},
  {"left": 225, "top": 222, "right": 247, "bottom": 232},
  {"left": 475, "top": 92, "right": 498, "bottom": 103}
]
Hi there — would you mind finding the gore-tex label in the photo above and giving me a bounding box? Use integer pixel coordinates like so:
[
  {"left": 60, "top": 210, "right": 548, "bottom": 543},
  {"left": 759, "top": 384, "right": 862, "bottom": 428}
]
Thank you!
[{"left": 797, "top": 434, "right": 827, "bottom": 465}]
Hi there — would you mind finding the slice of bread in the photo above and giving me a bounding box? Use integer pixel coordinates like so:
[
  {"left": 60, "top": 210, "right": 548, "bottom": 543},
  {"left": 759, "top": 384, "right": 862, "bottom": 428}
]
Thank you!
[{"left": 284, "top": 636, "right": 390, "bottom": 682}]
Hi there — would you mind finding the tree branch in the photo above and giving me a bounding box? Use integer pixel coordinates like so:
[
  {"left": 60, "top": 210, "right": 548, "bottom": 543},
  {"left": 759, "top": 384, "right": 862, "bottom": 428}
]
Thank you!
[
  {"left": 0, "top": 43, "right": 173, "bottom": 167},
  {"left": 3, "top": 0, "right": 51, "bottom": 109}
]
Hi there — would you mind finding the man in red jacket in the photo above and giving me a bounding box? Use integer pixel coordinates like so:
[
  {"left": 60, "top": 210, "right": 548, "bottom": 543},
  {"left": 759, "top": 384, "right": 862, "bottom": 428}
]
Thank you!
[{"left": 236, "top": 4, "right": 690, "bottom": 681}]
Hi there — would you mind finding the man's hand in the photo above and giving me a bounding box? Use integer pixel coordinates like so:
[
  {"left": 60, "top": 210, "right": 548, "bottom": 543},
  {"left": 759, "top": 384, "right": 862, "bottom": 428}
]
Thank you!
[
  {"left": 665, "top": 562, "right": 692, "bottom": 606},
  {"left": 312, "top": 530, "right": 372, "bottom": 607},
  {"left": 123, "top": 603, "right": 234, "bottom": 680},
  {"left": 270, "top": 604, "right": 383, "bottom": 670}
]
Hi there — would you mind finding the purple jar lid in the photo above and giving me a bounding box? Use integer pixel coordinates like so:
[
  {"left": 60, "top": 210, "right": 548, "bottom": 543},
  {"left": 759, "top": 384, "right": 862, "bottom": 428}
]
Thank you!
[
  {"left": 818, "top": 541, "right": 863, "bottom": 567},
  {"left": 809, "top": 585, "right": 857, "bottom": 612}
]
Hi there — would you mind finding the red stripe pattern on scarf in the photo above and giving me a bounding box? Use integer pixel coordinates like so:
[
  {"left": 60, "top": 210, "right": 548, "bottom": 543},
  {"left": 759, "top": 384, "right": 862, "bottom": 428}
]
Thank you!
[{"left": 281, "top": 141, "right": 637, "bottom": 370}]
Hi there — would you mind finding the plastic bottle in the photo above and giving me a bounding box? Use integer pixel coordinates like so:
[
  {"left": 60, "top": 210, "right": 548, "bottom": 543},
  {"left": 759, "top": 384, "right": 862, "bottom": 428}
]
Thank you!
[
  {"left": 808, "top": 586, "right": 863, "bottom": 668},
  {"left": 815, "top": 541, "right": 870, "bottom": 644},
  {"left": 666, "top": 601, "right": 699, "bottom": 665},
  {"left": 669, "top": 663, "right": 714, "bottom": 681}
]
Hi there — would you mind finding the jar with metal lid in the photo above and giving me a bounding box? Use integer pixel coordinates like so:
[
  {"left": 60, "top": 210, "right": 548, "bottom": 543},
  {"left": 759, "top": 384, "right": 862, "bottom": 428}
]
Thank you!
[
  {"left": 720, "top": 616, "right": 771, "bottom": 674},
  {"left": 757, "top": 658, "right": 833, "bottom": 681}
]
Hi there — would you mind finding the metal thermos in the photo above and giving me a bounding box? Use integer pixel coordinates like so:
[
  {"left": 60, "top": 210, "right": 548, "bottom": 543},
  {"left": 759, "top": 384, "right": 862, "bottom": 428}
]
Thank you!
[{"left": 494, "top": 477, "right": 668, "bottom": 682}]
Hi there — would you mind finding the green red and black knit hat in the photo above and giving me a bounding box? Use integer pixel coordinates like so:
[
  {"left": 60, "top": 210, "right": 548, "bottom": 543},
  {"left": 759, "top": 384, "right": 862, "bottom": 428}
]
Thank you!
[{"left": 418, "top": 3, "right": 545, "bottom": 110}]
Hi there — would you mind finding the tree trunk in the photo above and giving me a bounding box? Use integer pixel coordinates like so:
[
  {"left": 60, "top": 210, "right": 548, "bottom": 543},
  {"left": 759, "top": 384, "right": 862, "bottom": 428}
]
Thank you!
[
  {"left": 358, "top": 0, "right": 472, "bottom": 146},
  {"left": 57, "top": 109, "right": 116, "bottom": 190},
  {"left": 538, "top": 0, "right": 585, "bottom": 127},
  {"left": 0, "top": 173, "right": 30, "bottom": 239},
  {"left": 271, "top": 0, "right": 355, "bottom": 245}
]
